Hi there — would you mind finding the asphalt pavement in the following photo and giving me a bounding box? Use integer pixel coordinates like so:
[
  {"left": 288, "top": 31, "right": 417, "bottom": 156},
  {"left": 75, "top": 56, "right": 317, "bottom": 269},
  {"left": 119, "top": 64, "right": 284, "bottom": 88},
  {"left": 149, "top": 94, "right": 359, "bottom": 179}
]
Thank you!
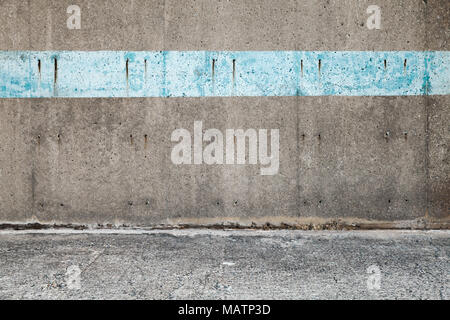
[{"left": 0, "top": 229, "right": 448, "bottom": 299}]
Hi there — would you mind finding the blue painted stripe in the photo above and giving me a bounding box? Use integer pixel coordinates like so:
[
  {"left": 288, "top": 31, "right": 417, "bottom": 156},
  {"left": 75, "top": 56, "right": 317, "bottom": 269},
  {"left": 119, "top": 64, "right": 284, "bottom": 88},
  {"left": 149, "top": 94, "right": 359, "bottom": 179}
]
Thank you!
[{"left": 0, "top": 51, "right": 448, "bottom": 97}]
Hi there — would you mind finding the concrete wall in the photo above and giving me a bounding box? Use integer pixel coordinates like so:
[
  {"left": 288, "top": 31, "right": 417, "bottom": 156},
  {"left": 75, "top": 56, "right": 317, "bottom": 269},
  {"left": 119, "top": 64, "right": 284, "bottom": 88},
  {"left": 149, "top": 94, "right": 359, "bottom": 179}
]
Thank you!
[{"left": 0, "top": 0, "right": 448, "bottom": 228}]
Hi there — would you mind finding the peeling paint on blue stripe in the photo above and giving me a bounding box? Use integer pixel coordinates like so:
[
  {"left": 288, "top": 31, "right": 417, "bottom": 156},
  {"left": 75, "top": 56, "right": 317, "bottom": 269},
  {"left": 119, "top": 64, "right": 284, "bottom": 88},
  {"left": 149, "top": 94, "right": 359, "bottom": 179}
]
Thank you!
[{"left": 0, "top": 51, "right": 448, "bottom": 98}]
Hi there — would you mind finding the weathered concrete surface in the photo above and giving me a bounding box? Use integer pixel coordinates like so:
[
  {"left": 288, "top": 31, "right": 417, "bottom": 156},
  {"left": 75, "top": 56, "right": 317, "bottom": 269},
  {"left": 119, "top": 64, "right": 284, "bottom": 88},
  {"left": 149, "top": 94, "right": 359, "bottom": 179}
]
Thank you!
[
  {"left": 0, "top": 99, "right": 33, "bottom": 223},
  {"left": 0, "top": 0, "right": 448, "bottom": 227},
  {"left": 429, "top": 96, "right": 450, "bottom": 219},
  {"left": 0, "top": 229, "right": 448, "bottom": 299},
  {"left": 0, "top": 0, "right": 448, "bottom": 51},
  {"left": 1, "top": 97, "right": 447, "bottom": 227}
]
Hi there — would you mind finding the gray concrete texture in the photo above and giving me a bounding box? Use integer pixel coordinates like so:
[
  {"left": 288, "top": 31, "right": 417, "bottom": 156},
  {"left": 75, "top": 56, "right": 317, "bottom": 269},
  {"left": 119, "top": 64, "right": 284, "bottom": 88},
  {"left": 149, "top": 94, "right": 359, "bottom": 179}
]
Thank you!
[
  {"left": 0, "top": 0, "right": 448, "bottom": 51},
  {"left": 0, "top": 230, "right": 448, "bottom": 299},
  {"left": 0, "top": 0, "right": 449, "bottom": 227}
]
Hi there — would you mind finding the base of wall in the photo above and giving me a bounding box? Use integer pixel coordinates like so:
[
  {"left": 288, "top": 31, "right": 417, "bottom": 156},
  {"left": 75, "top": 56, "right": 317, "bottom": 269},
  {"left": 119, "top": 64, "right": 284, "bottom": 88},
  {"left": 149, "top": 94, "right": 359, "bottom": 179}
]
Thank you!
[{"left": 1, "top": 216, "right": 449, "bottom": 231}]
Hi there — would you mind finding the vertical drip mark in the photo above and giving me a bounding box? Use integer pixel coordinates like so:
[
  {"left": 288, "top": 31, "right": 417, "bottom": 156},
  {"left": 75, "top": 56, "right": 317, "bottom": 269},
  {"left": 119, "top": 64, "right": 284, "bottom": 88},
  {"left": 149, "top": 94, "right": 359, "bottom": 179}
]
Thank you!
[
  {"left": 126, "top": 58, "right": 129, "bottom": 93},
  {"left": 54, "top": 58, "right": 57, "bottom": 83},
  {"left": 144, "top": 134, "right": 148, "bottom": 150},
  {"left": 404, "top": 59, "right": 407, "bottom": 74},
  {"left": 423, "top": 53, "right": 430, "bottom": 95},
  {"left": 318, "top": 59, "right": 321, "bottom": 78},
  {"left": 300, "top": 59, "right": 303, "bottom": 77},
  {"left": 37, "top": 59, "right": 41, "bottom": 80},
  {"left": 212, "top": 58, "right": 216, "bottom": 94},
  {"left": 37, "top": 59, "right": 41, "bottom": 89},
  {"left": 57, "top": 133, "right": 62, "bottom": 151},
  {"left": 144, "top": 59, "right": 147, "bottom": 81},
  {"left": 232, "top": 59, "right": 236, "bottom": 89},
  {"left": 37, "top": 135, "right": 41, "bottom": 151},
  {"left": 384, "top": 59, "right": 387, "bottom": 70},
  {"left": 53, "top": 57, "right": 58, "bottom": 95}
]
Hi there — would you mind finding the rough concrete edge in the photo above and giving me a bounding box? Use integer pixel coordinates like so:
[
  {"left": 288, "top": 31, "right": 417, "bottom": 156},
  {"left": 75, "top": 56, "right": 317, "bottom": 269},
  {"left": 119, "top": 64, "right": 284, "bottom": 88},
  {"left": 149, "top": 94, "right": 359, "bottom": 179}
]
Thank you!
[{"left": 0, "top": 216, "right": 449, "bottom": 231}]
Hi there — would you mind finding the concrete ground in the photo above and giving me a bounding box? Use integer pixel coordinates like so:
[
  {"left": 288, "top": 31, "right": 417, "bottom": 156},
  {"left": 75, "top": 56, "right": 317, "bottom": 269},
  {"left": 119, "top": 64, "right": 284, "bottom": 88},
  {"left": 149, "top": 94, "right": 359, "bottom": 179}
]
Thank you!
[{"left": 0, "top": 229, "right": 448, "bottom": 300}]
